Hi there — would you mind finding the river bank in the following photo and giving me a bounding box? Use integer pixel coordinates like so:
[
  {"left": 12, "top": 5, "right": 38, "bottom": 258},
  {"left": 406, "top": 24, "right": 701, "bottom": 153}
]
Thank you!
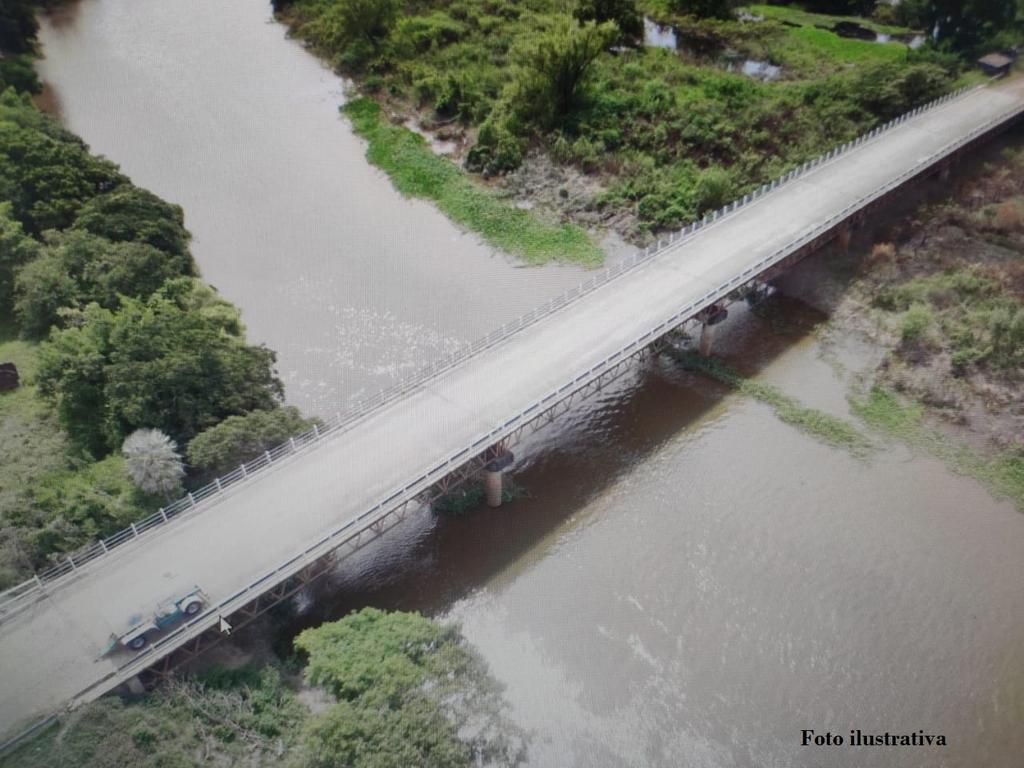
[{"left": 277, "top": 0, "right": 970, "bottom": 243}]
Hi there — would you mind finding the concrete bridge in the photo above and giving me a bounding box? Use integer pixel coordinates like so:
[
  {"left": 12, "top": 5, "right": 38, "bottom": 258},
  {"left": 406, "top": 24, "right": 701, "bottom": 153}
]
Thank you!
[{"left": 1, "top": 78, "right": 1023, "bottom": 750}]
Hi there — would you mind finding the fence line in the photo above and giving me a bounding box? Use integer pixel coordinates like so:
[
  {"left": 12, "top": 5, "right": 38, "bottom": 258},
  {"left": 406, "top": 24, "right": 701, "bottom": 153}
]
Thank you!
[{"left": 0, "top": 83, "right": 993, "bottom": 618}]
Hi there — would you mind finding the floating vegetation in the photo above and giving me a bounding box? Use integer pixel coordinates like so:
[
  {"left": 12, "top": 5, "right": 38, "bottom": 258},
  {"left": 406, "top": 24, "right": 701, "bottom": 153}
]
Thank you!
[{"left": 673, "top": 349, "right": 872, "bottom": 454}]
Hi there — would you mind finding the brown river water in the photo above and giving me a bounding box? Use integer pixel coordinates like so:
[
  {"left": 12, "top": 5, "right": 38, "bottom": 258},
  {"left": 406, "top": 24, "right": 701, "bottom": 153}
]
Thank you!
[{"left": 36, "top": 2, "right": 1024, "bottom": 766}]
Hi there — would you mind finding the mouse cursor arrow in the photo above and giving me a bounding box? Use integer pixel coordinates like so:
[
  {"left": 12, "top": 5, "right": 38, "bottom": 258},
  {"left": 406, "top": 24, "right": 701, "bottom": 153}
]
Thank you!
[{"left": 219, "top": 616, "right": 232, "bottom": 635}]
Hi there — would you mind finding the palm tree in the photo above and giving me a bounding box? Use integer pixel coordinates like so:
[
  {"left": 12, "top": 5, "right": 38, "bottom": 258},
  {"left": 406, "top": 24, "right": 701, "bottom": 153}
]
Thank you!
[{"left": 122, "top": 429, "right": 185, "bottom": 498}]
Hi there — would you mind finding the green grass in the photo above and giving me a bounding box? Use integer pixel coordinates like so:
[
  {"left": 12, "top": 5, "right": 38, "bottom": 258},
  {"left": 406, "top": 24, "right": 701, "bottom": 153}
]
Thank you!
[
  {"left": 851, "top": 386, "right": 1024, "bottom": 510},
  {"left": 742, "top": 4, "right": 913, "bottom": 36},
  {"left": 343, "top": 98, "right": 602, "bottom": 266},
  {"left": 0, "top": 327, "right": 71, "bottom": 586},
  {"left": 675, "top": 350, "right": 871, "bottom": 454},
  {"left": 785, "top": 26, "right": 909, "bottom": 65}
]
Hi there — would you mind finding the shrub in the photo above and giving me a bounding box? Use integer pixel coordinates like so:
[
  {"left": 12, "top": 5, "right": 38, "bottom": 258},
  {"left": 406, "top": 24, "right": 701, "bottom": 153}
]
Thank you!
[
  {"left": 694, "top": 166, "right": 735, "bottom": 214},
  {"left": 988, "top": 306, "right": 1024, "bottom": 371},
  {"left": 506, "top": 18, "right": 618, "bottom": 128},
  {"left": 186, "top": 406, "right": 320, "bottom": 477},
  {"left": 21, "top": 455, "right": 156, "bottom": 563},
  {"left": 293, "top": 608, "right": 526, "bottom": 768},
  {"left": 900, "top": 302, "right": 934, "bottom": 345},
  {"left": 668, "top": 0, "right": 735, "bottom": 21},
  {"left": 991, "top": 199, "right": 1024, "bottom": 233},
  {"left": 574, "top": 0, "right": 642, "bottom": 45}
]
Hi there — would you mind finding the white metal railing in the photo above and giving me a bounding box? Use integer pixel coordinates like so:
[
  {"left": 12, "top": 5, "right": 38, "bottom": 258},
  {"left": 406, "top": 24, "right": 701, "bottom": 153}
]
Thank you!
[{"left": 0, "top": 82, "right": 1007, "bottom": 622}]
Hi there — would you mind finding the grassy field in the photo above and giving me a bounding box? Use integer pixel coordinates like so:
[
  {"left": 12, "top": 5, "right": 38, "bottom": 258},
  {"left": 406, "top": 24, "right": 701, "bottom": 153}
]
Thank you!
[
  {"left": 344, "top": 98, "right": 601, "bottom": 265},
  {"left": 0, "top": 324, "right": 67, "bottom": 586},
  {"left": 741, "top": 4, "right": 913, "bottom": 36},
  {"left": 783, "top": 26, "right": 908, "bottom": 65}
]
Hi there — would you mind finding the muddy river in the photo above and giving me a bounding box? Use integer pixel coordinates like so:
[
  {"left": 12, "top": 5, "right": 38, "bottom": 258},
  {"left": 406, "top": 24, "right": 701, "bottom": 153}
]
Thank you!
[{"left": 37, "top": 2, "right": 1024, "bottom": 766}]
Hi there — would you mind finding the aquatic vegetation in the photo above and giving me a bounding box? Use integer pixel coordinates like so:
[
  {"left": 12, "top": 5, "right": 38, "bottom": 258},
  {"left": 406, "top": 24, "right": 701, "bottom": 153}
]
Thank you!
[
  {"left": 343, "top": 98, "right": 601, "bottom": 265},
  {"left": 673, "top": 349, "right": 871, "bottom": 454},
  {"left": 851, "top": 386, "right": 1024, "bottom": 510}
]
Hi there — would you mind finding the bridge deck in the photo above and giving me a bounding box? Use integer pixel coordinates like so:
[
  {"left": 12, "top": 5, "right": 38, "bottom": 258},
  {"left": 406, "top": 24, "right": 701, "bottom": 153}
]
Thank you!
[{"left": 1, "top": 78, "right": 1022, "bottom": 740}]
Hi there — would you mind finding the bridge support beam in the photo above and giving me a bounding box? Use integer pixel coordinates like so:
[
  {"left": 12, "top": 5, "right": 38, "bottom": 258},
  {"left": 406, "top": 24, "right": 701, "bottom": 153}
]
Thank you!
[
  {"left": 698, "top": 322, "right": 716, "bottom": 357},
  {"left": 837, "top": 223, "right": 852, "bottom": 252},
  {"left": 484, "top": 469, "right": 503, "bottom": 508},
  {"left": 483, "top": 450, "right": 514, "bottom": 508},
  {"left": 125, "top": 676, "right": 146, "bottom": 695}
]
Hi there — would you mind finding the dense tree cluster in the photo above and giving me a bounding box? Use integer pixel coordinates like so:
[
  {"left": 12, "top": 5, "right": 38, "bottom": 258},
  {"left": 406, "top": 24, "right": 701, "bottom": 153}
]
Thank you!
[
  {"left": 36, "top": 281, "right": 282, "bottom": 455},
  {"left": 294, "top": 608, "right": 527, "bottom": 768},
  {"left": 0, "top": 45, "right": 294, "bottom": 579},
  {"left": 0, "top": 0, "right": 40, "bottom": 93}
]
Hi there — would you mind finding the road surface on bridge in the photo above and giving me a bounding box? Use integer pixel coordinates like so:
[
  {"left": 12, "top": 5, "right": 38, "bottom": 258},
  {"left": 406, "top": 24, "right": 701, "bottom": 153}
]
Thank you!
[{"left": 1, "top": 77, "right": 1022, "bottom": 741}]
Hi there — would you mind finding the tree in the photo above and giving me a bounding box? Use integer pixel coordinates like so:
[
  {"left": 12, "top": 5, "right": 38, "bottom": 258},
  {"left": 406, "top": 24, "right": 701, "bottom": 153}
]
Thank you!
[
  {"left": 186, "top": 406, "right": 320, "bottom": 477},
  {"left": 122, "top": 429, "right": 185, "bottom": 496},
  {"left": 574, "top": 0, "right": 643, "bottom": 45},
  {"left": 508, "top": 18, "right": 618, "bottom": 127},
  {"left": 897, "top": 0, "right": 1019, "bottom": 54},
  {"left": 13, "top": 230, "right": 192, "bottom": 337},
  {"left": 849, "top": 62, "right": 949, "bottom": 121},
  {"left": 667, "top": 0, "right": 735, "bottom": 21},
  {"left": 11, "top": 248, "right": 77, "bottom": 336},
  {"left": 0, "top": 201, "right": 38, "bottom": 315},
  {"left": 304, "top": 0, "right": 401, "bottom": 68},
  {"left": 0, "top": 89, "right": 123, "bottom": 234},
  {"left": 0, "top": 53, "right": 41, "bottom": 94},
  {"left": 71, "top": 185, "right": 193, "bottom": 261},
  {"left": 294, "top": 609, "right": 526, "bottom": 768},
  {"left": 0, "top": 0, "right": 39, "bottom": 55},
  {"left": 37, "top": 282, "right": 283, "bottom": 454}
]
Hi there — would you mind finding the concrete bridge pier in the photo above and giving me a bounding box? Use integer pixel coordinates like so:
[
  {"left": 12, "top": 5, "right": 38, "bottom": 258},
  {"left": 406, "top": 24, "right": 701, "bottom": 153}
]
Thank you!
[
  {"left": 837, "top": 222, "right": 852, "bottom": 252},
  {"left": 697, "top": 305, "right": 728, "bottom": 356},
  {"left": 483, "top": 450, "right": 514, "bottom": 508},
  {"left": 698, "top": 322, "right": 716, "bottom": 356}
]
